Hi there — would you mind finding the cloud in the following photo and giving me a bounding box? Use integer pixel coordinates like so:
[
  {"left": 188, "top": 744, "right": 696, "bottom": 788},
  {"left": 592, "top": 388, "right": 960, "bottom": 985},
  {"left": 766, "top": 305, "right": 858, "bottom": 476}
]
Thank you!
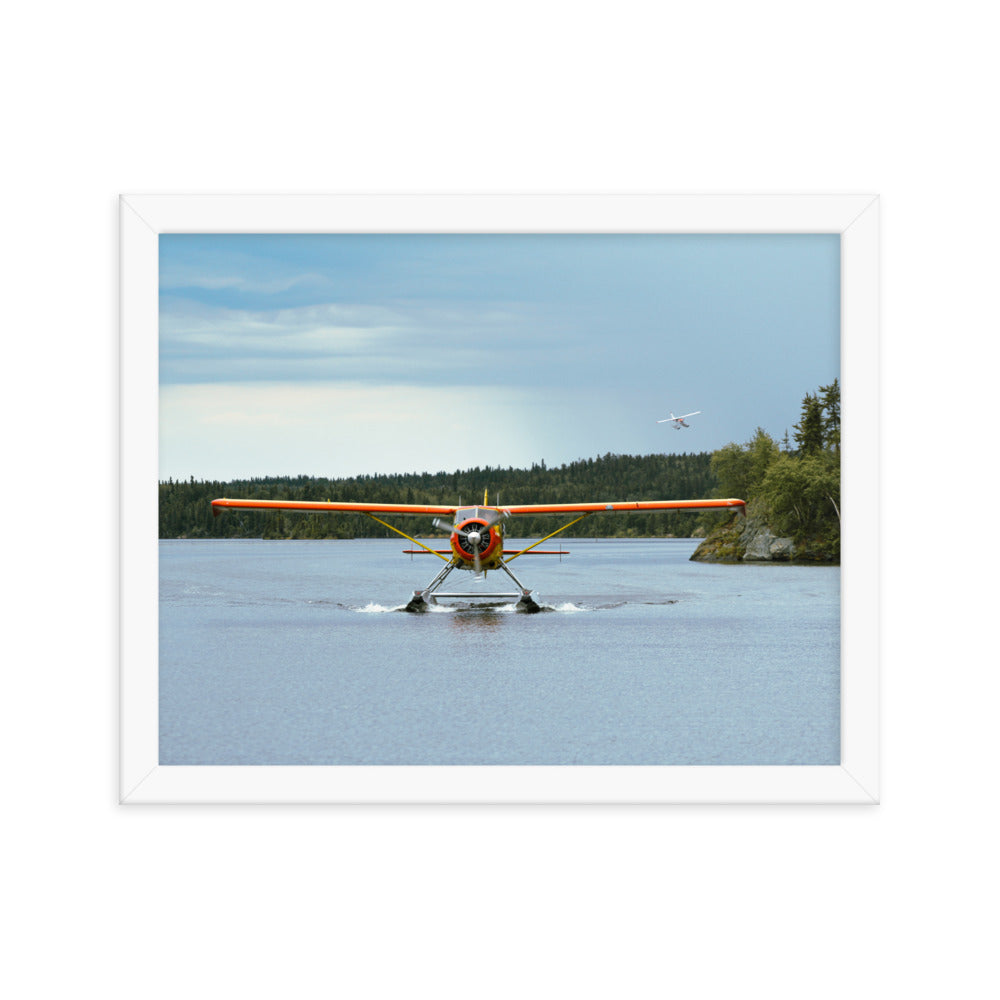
[
  {"left": 162, "top": 270, "right": 331, "bottom": 295},
  {"left": 158, "top": 295, "right": 559, "bottom": 388}
]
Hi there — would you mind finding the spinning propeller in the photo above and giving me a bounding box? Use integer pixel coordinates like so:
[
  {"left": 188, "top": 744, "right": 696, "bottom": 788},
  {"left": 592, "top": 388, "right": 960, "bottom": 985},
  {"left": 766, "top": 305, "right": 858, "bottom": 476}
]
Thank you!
[{"left": 433, "top": 509, "right": 509, "bottom": 576}]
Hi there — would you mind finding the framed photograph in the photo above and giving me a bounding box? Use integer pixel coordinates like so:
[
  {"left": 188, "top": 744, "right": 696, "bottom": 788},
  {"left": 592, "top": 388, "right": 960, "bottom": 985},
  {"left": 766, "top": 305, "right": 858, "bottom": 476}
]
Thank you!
[{"left": 121, "top": 193, "right": 879, "bottom": 803}]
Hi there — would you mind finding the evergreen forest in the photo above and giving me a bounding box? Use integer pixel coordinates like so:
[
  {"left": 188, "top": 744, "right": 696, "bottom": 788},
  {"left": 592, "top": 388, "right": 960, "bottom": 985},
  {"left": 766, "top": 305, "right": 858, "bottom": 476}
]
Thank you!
[{"left": 159, "top": 452, "right": 719, "bottom": 541}]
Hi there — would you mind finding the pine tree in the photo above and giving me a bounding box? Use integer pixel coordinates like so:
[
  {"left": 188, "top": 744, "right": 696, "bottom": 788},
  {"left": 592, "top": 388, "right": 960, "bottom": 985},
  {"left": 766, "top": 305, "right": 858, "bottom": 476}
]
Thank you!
[
  {"left": 819, "top": 378, "right": 841, "bottom": 452},
  {"left": 793, "top": 393, "right": 825, "bottom": 455}
]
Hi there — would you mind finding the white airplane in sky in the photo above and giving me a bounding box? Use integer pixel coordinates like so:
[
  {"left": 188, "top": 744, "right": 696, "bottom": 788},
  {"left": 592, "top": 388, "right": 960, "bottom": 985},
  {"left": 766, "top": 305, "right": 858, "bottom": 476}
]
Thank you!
[{"left": 657, "top": 410, "right": 701, "bottom": 429}]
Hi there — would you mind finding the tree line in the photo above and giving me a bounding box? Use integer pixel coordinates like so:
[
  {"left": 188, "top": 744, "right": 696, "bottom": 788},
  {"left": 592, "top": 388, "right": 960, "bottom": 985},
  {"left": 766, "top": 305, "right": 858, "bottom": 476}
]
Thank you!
[{"left": 159, "top": 451, "right": 718, "bottom": 540}]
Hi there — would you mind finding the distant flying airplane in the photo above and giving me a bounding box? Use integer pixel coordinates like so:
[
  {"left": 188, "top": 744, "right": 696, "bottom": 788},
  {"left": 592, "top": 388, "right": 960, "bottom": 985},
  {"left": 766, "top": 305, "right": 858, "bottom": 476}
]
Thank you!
[
  {"left": 657, "top": 411, "right": 701, "bottom": 429},
  {"left": 211, "top": 490, "right": 745, "bottom": 612}
]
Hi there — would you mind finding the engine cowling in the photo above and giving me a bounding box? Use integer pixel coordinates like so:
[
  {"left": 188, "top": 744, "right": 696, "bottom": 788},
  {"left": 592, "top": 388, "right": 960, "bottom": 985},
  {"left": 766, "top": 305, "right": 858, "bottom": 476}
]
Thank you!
[{"left": 450, "top": 518, "right": 501, "bottom": 566}]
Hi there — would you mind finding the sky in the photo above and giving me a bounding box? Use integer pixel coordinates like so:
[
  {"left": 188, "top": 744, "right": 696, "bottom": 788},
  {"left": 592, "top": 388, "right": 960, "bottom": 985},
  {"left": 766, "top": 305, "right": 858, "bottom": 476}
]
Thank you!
[{"left": 159, "top": 233, "right": 840, "bottom": 482}]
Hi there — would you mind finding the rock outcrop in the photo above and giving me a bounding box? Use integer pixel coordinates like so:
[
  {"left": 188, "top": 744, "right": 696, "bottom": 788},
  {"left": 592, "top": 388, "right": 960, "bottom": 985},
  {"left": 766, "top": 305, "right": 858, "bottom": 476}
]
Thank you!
[
  {"left": 741, "top": 520, "right": 796, "bottom": 562},
  {"left": 689, "top": 502, "right": 795, "bottom": 563}
]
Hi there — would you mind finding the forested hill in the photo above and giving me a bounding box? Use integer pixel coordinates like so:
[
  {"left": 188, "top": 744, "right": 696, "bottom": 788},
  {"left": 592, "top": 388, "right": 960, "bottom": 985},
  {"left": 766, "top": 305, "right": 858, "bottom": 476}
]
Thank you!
[{"left": 159, "top": 452, "right": 720, "bottom": 540}]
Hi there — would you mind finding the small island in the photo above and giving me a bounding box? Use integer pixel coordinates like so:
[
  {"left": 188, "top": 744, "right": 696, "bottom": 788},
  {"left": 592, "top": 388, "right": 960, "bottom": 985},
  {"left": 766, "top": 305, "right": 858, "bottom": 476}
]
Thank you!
[{"left": 691, "top": 381, "right": 840, "bottom": 565}]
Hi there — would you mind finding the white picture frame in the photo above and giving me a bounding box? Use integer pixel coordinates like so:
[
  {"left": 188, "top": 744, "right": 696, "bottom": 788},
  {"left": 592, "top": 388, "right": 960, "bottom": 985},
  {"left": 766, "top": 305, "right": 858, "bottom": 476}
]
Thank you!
[{"left": 121, "top": 193, "right": 879, "bottom": 803}]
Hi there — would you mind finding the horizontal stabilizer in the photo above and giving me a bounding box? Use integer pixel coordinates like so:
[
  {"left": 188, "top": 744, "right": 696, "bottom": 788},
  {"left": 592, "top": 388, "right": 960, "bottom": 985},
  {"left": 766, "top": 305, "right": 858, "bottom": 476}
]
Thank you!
[{"left": 403, "top": 549, "right": 570, "bottom": 556}]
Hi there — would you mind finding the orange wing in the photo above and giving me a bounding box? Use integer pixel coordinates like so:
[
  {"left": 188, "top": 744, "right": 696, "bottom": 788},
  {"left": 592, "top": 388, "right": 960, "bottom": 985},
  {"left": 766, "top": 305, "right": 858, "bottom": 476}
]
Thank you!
[
  {"left": 211, "top": 499, "right": 457, "bottom": 517},
  {"left": 503, "top": 499, "right": 746, "bottom": 515},
  {"left": 212, "top": 498, "right": 745, "bottom": 517}
]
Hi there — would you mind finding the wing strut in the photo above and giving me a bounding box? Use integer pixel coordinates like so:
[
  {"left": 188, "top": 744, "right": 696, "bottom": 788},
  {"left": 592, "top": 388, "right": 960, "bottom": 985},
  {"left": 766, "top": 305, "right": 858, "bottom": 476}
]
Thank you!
[
  {"left": 503, "top": 513, "right": 593, "bottom": 562},
  {"left": 363, "top": 512, "right": 450, "bottom": 562}
]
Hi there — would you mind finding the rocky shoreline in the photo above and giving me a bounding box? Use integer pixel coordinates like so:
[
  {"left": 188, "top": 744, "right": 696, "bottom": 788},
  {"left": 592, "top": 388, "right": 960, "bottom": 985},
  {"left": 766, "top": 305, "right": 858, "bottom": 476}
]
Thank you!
[{"left": 690, "top": 503, "right": 838, "bottom": 565}]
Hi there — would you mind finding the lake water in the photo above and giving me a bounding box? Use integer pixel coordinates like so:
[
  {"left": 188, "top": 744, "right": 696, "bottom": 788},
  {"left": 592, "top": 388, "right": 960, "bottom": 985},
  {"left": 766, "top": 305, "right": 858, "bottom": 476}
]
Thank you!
[{"left": 159, "top": 538, "right": 840, "bottom": 765}]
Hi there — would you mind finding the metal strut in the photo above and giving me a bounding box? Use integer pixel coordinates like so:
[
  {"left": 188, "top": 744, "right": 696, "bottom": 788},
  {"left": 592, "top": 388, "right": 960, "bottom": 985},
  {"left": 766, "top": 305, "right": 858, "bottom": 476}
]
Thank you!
[
  {"left": 402, "top": 510, "right": 595, "bottom": 613},
  {"left": 398, "top": 511, "right": 594, "bottom": 614},
  {"left": 496, "top": 557, "right": 541, "bottom": 613},
  {"left": 404, "top": 560, "right": 458, "bottom": 611},
  {"left": 404, "top": 556, "right": 541, "bottom": 613}
]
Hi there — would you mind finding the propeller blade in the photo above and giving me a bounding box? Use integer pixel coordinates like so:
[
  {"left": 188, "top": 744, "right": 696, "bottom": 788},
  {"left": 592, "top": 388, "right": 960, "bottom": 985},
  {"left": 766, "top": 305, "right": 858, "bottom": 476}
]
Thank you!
[
  {"left": 465, "top": 529, "right": 483, "bottom": 575},
  {"left": 432, "top": 515, "right": 494, "bottom": 576}
]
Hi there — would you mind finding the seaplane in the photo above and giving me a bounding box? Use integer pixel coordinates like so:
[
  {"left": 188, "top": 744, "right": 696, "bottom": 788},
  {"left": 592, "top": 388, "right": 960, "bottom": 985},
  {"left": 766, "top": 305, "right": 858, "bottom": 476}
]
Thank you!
[
  {"left": 657, "top": 411, "right": 701, "bottom": 429},
  {"left": 211, "top": 491, "right": 746, "bottom": 612}
]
